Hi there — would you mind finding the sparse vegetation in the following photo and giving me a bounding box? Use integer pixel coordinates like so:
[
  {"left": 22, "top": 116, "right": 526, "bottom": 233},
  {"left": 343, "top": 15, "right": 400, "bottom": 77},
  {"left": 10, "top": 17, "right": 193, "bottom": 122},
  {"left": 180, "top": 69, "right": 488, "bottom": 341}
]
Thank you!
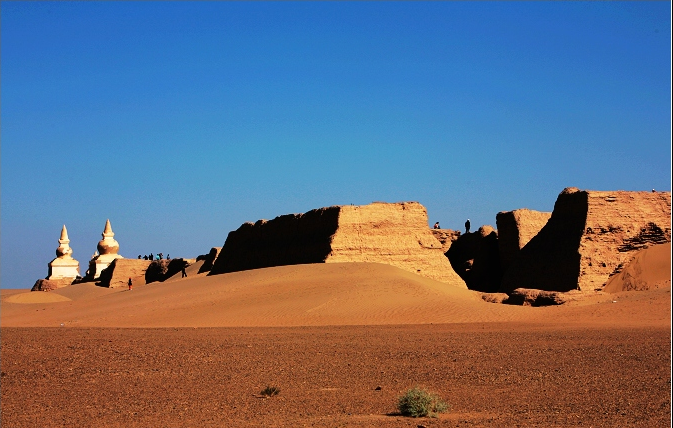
[
  {"left": 260, "top": 385, "right": 281, "bottom": 397},
  {"left": 397, "top": 386, "right": 449, "bottom": 417}
]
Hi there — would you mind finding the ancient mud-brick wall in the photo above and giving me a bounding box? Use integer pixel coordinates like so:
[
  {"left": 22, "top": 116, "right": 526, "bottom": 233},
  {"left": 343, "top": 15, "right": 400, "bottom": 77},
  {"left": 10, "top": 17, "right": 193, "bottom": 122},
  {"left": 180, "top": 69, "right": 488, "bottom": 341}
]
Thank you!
[
  {"left": 98, "top": 259, "right": 152, "bottom": 288},
  {"left": 210, "top": 202, "right": 465, "bottom": 287},
  {"left": 430, "top": 229, "right": 462, "bottom": 253},
  {"left": 210, "top": 207, "right": 341, "bottom": 274},
  {"left": 500, "top": 188, "right": 671, "bottom": 293},
  {"left": 145, "top": 259, "right": 190, "bottom": 284},
  {"left": 326, "top": 203, "right": 464, "bottom": 286},
  {"left": 197, "top": 247, "right": 222, "bottom": 273},
  {"left": 445, "top": 226, "right": 500, "bottom": 293},
  {"left": 496, "top": 209, "right": 551, "bottom": 273},
  {"left": 31, "top": 278, "right": 74, "bottom": 292}
]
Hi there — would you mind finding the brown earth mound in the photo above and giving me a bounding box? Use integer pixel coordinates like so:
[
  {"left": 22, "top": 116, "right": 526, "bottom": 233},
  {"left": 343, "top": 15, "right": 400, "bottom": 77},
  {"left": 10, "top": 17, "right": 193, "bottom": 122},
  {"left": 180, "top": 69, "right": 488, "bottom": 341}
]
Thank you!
[
  {"left": 211, "top": 202, "right": 464, "bottom": 287},
  {"left": 31, "top": 278, "right": 74, "bottom": 292},
  {"left": 604, "top": 242, "right": 671, "bottom": 293},
  {"left": 496, "top": 209, "right": 551, "bottom": 273},
  {"left": 501, "top": 188, "right": 671, "bottom": 292}
]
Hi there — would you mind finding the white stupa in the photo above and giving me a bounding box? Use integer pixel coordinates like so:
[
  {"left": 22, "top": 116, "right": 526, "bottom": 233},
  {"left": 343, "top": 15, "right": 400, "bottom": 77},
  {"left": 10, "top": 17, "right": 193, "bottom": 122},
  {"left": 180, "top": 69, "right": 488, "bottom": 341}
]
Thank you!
[
  {"left": 88, "top": 219, "right": 124, "bottom": 279},
  {"left": 48, "top": 225, "right": 80, "bottom": 279}
]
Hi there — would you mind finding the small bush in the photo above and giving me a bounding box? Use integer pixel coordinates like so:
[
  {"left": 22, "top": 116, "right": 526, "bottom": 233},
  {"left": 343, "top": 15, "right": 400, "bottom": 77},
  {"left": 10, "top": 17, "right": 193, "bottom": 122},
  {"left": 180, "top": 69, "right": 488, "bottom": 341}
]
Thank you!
[
  {"left": 397, "top": 386, "right": 449, "bottom": 417},
  {"left": 260, "top": 385, "right": 280, "bottom": 397}
]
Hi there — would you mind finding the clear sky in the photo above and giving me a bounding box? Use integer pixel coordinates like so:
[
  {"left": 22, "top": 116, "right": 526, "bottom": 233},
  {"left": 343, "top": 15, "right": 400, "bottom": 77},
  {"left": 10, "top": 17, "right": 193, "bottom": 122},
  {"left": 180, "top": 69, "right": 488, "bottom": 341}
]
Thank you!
[{"left": 1, "top": 1, "right": 671, "bottom": 289}]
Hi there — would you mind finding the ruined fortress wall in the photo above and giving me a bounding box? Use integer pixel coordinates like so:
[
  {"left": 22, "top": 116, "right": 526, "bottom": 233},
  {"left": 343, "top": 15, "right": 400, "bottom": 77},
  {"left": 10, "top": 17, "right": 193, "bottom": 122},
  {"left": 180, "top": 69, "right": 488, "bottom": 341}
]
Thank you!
[
  {"left": 326, "top": 203, "right": 465, "bottom": 287},
  {"left": 430, "top": 229, "right": 462, "bottom": 254},
  {"left": 210, "top": 202, "right": 465, "bottom": 287},
  {"left": 496, "top": 209, "right": 551, "bottom": 273},
  {"left": 500, "top": 188, "right": 671, "bottom": 293},
  {"left": 197, "top": 247, "right": 222, "bottom": 274},
  {"left": 209, "top": 207, "right": 341, "bottom": 275},
  {"left": 578, "top": 190, "right": 671, "bottom": 291},
  {"left": 101, "top": 259, "right": 152, "bottom": 288},
  {"left": 445, "top": 226, "right": 500, "bottom": 293}
]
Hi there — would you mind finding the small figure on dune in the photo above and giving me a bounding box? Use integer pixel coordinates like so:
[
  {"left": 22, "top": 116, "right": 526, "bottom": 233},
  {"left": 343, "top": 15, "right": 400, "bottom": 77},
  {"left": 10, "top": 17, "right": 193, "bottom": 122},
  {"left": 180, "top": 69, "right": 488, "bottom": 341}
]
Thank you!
[
  {"left": 433, "top": 222, "right": 440, "bottom": 229},
  {"left": 128, "top": 278, "right": 133, "bottom": 291},
  {"left": 181, "top": 266, "right": 187, "bottom": 278},
  {"left": 465, "top": 219, "right": 471, "bottom": 234}
]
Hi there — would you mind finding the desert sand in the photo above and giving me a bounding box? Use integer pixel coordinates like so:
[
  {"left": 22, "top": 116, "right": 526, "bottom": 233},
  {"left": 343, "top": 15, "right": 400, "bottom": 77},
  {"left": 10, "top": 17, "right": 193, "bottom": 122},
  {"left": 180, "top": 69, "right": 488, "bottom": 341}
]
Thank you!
[{"left": 2, "top": 262, "right": 671, "bottom": 427}]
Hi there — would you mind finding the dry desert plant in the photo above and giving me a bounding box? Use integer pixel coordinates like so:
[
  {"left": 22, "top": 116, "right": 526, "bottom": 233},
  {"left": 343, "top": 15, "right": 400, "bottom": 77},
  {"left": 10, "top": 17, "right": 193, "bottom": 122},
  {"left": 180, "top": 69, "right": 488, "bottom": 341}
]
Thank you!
[
  {"left": 397, "top": 386, "right": 449, "bottom": 417},
  {"left": 260, "top": 385, "right": 281, "bottom": 397}
]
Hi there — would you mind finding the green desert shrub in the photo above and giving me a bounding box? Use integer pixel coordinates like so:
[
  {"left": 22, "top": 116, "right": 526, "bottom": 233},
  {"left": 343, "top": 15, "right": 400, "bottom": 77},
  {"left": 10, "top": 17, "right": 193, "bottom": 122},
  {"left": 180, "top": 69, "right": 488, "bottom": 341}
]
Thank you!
[
  {"left": 260, "top": 385, "right": 281, "bottom": 397},
  {"left": 397, "top": 386, "right": 449, "bottom": 417}
]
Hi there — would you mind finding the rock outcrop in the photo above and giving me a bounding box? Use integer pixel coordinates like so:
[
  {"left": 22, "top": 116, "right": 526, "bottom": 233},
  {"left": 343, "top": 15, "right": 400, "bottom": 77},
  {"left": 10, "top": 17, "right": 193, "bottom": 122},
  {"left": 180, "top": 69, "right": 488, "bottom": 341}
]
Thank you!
[
  {"left": 210, "top": 202, "right": 465, "bottom": 287},
  {"left": 496, "top": 209, "right": 551, "bottom": 273},
  {"left": 445, "top": 226, "right": 500, "bottom": 292},
  {"left": 500, "top": 188, "right": 671, "bottom": 293}
]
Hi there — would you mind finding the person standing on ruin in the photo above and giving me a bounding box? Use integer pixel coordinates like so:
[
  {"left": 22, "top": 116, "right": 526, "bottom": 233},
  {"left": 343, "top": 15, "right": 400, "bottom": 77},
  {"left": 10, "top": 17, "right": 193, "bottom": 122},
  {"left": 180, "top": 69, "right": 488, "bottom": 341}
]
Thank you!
[
  {"left": 465, "top": 219, "right": 471, "bottom": 233},
  {"left": 434, "top": 222, "right": 440, "bottom": 229},
  {"left": 181, "top": 266, "right": 187, "bottom": 278}
]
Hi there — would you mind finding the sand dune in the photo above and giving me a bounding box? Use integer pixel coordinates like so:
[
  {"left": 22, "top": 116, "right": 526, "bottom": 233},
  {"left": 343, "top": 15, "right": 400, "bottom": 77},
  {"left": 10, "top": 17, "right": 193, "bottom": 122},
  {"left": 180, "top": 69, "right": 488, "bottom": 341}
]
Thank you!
[
  {"left": 604, "top": 242, "right": 671, "bottom": 292},
  {"left": 3, "top": 292, "right": 71, "bottom": 304},
  {"left": 2, "top": 262, "right": 669, "bottom": 328}
]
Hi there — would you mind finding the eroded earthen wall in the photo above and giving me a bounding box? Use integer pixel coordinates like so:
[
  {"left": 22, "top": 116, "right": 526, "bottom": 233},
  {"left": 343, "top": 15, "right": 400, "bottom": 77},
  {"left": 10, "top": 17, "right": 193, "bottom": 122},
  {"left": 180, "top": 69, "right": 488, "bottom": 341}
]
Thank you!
[
  {"left": 210, "top": 202, "right": 465, "bottom": 287},
  {"left": 197, "top": 247, "right": 222, "bottom": 274},
  {"left": 496, "top": 209, "right": 551, "bottom": 273},
  {"left": 430, "top": 229, "right": 462, "bottom": 253},
  {"left": 327, "top": 203, "right": 465, "bottom": 287},
  {"left": 578, "top": 190, "right": 671, "bottom": 291},
  {"left": 99, "top": 259, "right": 152, "bottom": 288},
  {"left": 500, "top": 188, "right": 671, "bottom": 293},
  {"left": 210, "top": 207, "right": 341, "bottom": 275},
  {"left": 445, "top": 225, "right": 500, "bottom": 292}
]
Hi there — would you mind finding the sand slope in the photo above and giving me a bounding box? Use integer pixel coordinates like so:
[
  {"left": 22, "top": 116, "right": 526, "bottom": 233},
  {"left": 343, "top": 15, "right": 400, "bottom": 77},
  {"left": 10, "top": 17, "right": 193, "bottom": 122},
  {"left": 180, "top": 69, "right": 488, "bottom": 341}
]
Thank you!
[
  {"left": 1, "top": 263, "right": 517, "bottom": 327},
  {"left": 604, "top": 242, "right": 671, "bottom": 292},
  {"left": 2, "top": 262, "right": 669, "bottom": 328}
]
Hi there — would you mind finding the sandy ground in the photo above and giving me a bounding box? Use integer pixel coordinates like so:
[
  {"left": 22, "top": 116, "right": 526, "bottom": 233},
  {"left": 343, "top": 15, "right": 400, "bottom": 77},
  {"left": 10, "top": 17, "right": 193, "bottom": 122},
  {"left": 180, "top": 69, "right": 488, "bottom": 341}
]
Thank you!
[{"left": 1, "top": 262, "right": 671, "bottom": 427}]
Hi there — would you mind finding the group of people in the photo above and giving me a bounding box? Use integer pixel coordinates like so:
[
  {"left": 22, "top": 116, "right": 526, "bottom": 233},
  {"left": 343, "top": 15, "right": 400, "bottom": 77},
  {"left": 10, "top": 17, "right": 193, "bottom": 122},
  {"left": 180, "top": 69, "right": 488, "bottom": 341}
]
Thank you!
[
  {"left": 433, "top": 219, "right": 471, "bottom": 233},
  {"left": 138, "top": 253, "right": 169, "bottom": 261}
]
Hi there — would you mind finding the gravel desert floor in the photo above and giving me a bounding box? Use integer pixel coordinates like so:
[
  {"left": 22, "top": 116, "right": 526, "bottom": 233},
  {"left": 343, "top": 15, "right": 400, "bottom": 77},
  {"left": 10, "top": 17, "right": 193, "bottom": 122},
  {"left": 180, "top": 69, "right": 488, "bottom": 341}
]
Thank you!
[
  {"left": 2, "top": 324, "right": 670, "bottom": 428},
  {"left": 2, "top": 263, "right": 671, "bottom": 427}
]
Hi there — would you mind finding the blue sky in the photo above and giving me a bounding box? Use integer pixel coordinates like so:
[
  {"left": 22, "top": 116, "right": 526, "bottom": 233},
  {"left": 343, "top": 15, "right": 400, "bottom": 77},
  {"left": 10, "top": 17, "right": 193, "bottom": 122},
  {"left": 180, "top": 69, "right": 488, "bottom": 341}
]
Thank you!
[{"left": 1, "top": 1, "right": 670, "bottom": 288}]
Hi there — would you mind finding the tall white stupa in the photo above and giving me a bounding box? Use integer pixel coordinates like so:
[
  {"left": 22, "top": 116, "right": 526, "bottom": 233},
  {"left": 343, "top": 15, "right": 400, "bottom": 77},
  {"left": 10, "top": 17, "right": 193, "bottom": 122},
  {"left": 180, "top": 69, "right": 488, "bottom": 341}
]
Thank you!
[
  {"left": 88, "top": 219, "right": 124, "bottom": 279},
  {"left": 47, "top": 225, "right": 80, "bottom": 279}
]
